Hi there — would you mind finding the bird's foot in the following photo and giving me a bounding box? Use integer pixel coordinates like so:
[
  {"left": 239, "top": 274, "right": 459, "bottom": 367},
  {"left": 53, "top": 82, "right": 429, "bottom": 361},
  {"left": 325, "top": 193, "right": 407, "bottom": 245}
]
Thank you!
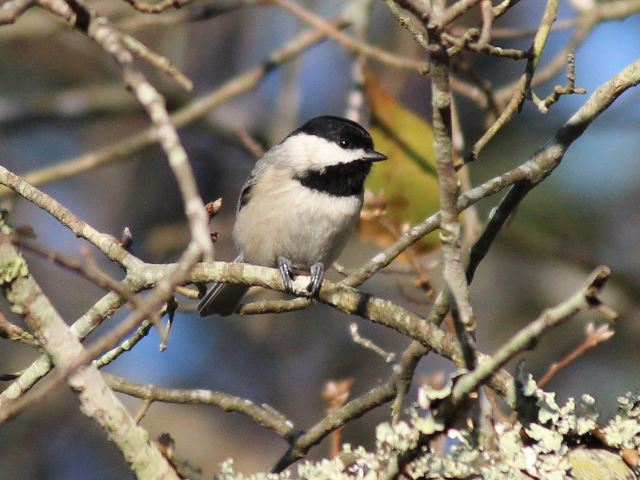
[
  {"left": 307, "top": 262, "right": 324, "bottom": 296},
  {"left": 277, "top": 256, "right": 295, "bottom": 294}
]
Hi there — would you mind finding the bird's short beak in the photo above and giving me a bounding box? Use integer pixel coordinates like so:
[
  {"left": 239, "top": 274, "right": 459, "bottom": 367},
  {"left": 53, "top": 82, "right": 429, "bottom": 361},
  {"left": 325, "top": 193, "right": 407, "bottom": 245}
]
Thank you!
[{"left": 363, "top": 150, "right": 388, "bottom": 162}]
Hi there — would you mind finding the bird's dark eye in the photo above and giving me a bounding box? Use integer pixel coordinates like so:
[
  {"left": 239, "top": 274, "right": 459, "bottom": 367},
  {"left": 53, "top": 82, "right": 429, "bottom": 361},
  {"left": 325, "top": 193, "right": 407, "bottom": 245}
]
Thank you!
[{"left": 339, "top": 139, "right": 349, "bottom": 148}]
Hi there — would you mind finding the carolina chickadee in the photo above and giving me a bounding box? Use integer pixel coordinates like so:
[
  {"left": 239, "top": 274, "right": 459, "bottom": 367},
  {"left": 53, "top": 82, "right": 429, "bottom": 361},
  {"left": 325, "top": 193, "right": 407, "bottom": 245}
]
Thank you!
[{"left": 198, "top": 115, "right": 387, "bottom": 317}]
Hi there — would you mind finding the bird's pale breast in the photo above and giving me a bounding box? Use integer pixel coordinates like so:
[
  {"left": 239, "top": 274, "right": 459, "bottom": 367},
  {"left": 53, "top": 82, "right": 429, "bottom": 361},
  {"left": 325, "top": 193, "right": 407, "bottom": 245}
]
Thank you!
[{"left": 233, "top": 169, "right": 362, "bottom": 269}]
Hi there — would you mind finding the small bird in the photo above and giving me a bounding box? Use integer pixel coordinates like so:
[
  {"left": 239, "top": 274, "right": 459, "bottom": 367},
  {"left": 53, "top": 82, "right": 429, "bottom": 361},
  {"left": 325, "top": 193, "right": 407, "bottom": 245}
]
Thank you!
[{"left": 198, "top": 115, "right": 387, "bottom": 317}]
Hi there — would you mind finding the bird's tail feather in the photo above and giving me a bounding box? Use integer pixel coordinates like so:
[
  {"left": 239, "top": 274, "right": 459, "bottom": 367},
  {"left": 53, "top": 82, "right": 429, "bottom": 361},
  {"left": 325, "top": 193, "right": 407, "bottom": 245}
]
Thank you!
[
  {"left": 198, "top": 253, "right": 247, "bottom": 317},
  {"left": 198, "top": 282, "right": 250, "bottom": 317}
]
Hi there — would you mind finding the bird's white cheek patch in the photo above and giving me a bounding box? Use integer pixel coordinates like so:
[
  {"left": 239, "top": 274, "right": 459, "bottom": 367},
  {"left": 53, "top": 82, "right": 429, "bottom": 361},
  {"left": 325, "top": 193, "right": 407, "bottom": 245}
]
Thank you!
[{"left": 292, "top": 134, "right": 367, "bottom": 170}]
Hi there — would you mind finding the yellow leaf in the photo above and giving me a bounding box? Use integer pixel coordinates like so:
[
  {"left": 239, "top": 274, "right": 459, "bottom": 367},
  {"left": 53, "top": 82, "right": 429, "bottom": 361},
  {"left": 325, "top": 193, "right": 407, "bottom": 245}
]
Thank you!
[{"left": 362, "top": 74, "right": 440, "bottom": 250}]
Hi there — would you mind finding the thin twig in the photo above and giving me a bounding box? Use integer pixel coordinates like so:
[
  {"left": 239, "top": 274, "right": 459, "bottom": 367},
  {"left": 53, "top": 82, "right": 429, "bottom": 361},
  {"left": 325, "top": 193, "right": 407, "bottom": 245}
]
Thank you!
[
  {"left": 0, "top": 0, "right": 34, "bottom": 25},
  {"left": 93, "top": 320, "right": 154, "bottom": 369},
  {"left": 117, "top": 0, "right": 261, "bottom": 30},
  {"left": 440, "top": 0, "right": 483, "bottom": 28},
  {"left": 492, "top": 0, "right": 523, "bottom": 18},
  {"left": 322, "top": 379, "right": 354, "bottom": 458},
  {"left": 270, "top": 0, "right": 428, "bottom": 74},
  {"left": 105, "top": 373, "right": 296, "bottom": 439},
  {"left": 493, "top": 0, "right": 640, "bottom": 108},
  {"left": 121, "top": 33, "right": 193, "bottom": 91},
  {"left": 537, "top": 322, "right": 615, "bottom": 388},
  {"left": 534, "top": 53, "right": 586, "bottom": 112},
  {"left": 133, "top": 397, "right": 153, "bottom": 424},
  {"left": 233, "top": 126, "right": 266, "bottom": 158},
  {"left": 3, "top": 16, "right": 351, "bottom": 192},
  {"left": 0, "top": 311, "right": 39, "bottom": 349},
  {"left": 372, "top": 210, "right": 435, "bottom": 296},
  {"left": 443, "top": 30, "right": 528, "bottom": 60},
  {"left": 477, "top": 0, "right": 493, "bottom": 48},
  {"left": 122, "top": 0, "right": 192, "bottom": 14},
  {"left": 468, "top": 0, "right": 559, "bottom": 162},
  {"left": 384, "top": 0, "right": 428, "bottom": 51},
  {"left": 343, "top": 0, "right": 371, "bottom": 122},
  {"left": 349, "top": 323, "right": 396, "bottom": 363}
]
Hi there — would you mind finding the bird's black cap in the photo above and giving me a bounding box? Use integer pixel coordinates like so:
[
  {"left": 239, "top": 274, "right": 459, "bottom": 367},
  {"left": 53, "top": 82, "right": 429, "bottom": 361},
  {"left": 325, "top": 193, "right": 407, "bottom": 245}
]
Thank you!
[{"left": 290, "top": 115, "right": 375, "bottom": 151}]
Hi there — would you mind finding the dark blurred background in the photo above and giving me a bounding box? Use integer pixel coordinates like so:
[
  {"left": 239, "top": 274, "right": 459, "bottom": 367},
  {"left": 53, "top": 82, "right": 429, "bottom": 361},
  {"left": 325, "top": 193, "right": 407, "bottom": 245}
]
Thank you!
[{"left": 1, "top": 0, "right": 640, "bottom": 478}]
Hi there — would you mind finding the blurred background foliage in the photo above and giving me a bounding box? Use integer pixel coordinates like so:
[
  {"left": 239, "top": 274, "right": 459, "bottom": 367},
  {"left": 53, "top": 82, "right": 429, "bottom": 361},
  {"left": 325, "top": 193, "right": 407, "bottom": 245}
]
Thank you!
[{"left": 1, "top": 0, "right": 640, "bottom": 478}]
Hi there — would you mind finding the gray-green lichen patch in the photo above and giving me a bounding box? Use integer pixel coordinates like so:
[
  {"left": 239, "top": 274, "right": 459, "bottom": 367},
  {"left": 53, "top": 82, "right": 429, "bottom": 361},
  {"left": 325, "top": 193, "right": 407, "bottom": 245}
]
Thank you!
[
  {"left": 526, "top": 423, "right": 564, "bottom": 453},
  {"left": 603, "top": 392, "right": 640, "bottom": 449},
  {"left": 0, "top": 215, "right": 29, "bottom": 287},
  {"left": 0, "top": 254, "right": 28, "bottom": 286},
  {"left": 217, "top": 458, "right": 291, "bottom": 480},
  {"left": 214, "top": 378, "right": 640, "bottom": 479},
  {"left": 0, "top": 243, "right": 31, "bottom": 314},
  {"left": 576, "top": 394, "right": 599, "bottom": 435},
  {"left": 376, "top": 420, "right": 418, "bottom": 451},
  {"left": 417, "top": 375, "right": 455, "bottom": 408}
]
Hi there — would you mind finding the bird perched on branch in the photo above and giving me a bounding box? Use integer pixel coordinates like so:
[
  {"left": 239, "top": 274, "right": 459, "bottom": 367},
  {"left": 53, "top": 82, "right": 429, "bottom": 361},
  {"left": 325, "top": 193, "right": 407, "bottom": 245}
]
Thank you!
[{"left": 198, "top": 115, "right": 387, "bottom": 317}]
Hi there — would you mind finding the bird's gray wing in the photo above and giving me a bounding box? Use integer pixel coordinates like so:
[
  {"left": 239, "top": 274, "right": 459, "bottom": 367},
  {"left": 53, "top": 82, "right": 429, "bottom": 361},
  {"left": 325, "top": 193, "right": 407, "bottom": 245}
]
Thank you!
[
  {"left": 201, "top": 146, "right": 286, "bottom": 316},
  {"left": 237, "top": 175, "right": 255, "bottom": 213},
  {"left": 236, "top": 146, "right": 283, "bottom": 213}
]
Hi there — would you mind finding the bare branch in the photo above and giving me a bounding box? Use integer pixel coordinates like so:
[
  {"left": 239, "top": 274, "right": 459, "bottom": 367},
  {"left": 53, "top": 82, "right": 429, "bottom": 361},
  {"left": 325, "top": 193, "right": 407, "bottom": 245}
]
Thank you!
[
  {"left": 440, "top": 0, "right": 482, "bottom": 28},
  {"left": 538, "top": 322, "right": 615, "bottom": 388},
  {"left": 0, "top": 290, "right": 129, "bottom": 402},
  {"left": 443, "top": 30, "right": 528, "bottom": 60},
  {"left": 3, "top": 15, "right": 351, "bottom": 192},
  {"left": 533, "top": 53, "right": 586, "bottom": 112},
  {"left": 0, "top": 0, "right": 34, "bottom": 25},
  {"left": 384, "top": 0, "right": 428, "bottom": 51},
  {"left": 122, "top": 0, "right": 191, "bottom": 14},
  {"left": 270, "top": 0, "right": 428, "bottom": 73},
  {"left": 44, "top": 0, "right": 212, "bottom": 261},
  {"left": 494, "top": 0, "right": 640, "bottom": 106},
  {"left": 382, "top": 266, "right": 615, "bottom": 479},
  {"left": 105, "top": 373, "right": 296, "bottom": 439},
  {"left": 430, "top": 1, "right": 475, "bottom": 331},
  {"left": 468, "top": 0, "right": 559, "bottom": 162},
  {"left": 273, "top": 340, "right": 437, "bottom": 471},
  {"left": 349, "top": 57, "right": 640, "bottom": 288},
  {"left": 93, "top": 320, "right": 154, "bottom": 369},
  {"left": 0, "top": 310, "right": 39, "bottom": 349},
  {"left": 0, "top": 165, "right": 140, "bottom": 269},
  {"left": 121, "top": 33, "right": 193, "bottom": 91},
  {"left": 349, "top": 323, "right": 396, "bottom": 363},
  {"left": 492, "top": 0, "right": 522, "bottom": 18},
  {"left": 477, "top": 0, "right": 492, "bottom": 48},
  {"left": 0, "top": 235, "right": 179, "bottom": 479}
]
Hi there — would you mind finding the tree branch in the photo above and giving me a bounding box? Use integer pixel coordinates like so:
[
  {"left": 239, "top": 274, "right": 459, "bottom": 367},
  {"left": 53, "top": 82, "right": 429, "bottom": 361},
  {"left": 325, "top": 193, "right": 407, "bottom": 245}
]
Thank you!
[
  {"left": 429, "top": 1, "right": 475, "bottom": 333},
  {"left": 0, "top": 234, "right": 179, "bottom": 479},
  {"left": 0, "top": 0, "right": 34, "bottom": 24},
  {"left": 382, "top": 266, "right": 615, "bottom": 480},
  {"left": 1, "top": 9, "right": 352, "bottom": 192},
  {"left": 105, "top": 373, "right": 296, "bottom": 440}
]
